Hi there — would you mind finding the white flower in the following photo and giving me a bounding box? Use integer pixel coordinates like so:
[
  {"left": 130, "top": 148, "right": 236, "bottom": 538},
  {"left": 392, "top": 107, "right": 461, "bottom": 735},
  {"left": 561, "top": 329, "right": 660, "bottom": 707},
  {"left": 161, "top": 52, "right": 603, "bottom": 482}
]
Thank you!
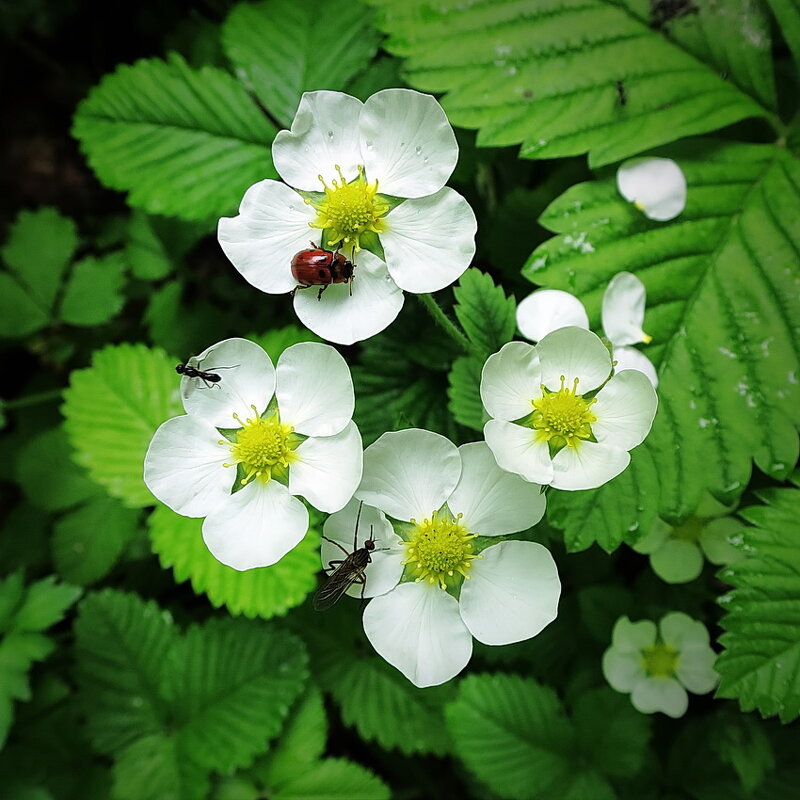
[
  {"left": 218, "top": 89, "right": 477, "bottom": 345},
  {"left": 144, "top": 338, "right": 362, "bottom": 570},
  {"left": 516, "top": 272, "right": 658, "bottom": 387},
  {"left": 602, "top": 613, "right": 718, "bottom": 718},
  {"left": 616, "top": 157, "right": 687, "bottom": 221},
  {"left": 633, "top": 493, "right": 744, "bottom": 584},
  {"left": 322, "top": 429, "right": 558, "bottom": 688},
  {"left": 481, "top": 326, "right": 658, "bottom": 491}
]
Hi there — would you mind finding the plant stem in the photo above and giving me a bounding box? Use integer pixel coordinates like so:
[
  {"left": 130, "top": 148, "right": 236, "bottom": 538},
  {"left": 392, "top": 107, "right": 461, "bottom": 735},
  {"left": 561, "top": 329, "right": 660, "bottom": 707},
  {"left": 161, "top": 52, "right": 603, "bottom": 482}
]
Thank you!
[
  {"left": 4, "top": 388, "right": 63, "bottom": 410},
  {"left": 417, "top": 293, "right": 472, "bottom": 353}
]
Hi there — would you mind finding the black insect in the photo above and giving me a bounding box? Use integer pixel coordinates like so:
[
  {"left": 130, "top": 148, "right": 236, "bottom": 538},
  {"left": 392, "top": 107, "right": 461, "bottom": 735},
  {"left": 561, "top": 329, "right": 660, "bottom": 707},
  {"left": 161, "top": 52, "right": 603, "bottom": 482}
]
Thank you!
[
  {"left": 615, "top": 79, "right": 627, "bottom": 107},
  {"left": 314, "top": 503, "right": 380, "bottom": 611},
  {"left": 176, "top": 353, "right": 238, "bottom": 391}
]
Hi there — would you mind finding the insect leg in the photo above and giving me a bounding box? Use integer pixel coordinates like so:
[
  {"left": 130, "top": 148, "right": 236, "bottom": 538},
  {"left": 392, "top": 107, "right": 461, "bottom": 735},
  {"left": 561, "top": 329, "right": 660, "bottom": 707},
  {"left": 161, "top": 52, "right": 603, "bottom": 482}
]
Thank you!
[{"left": 321, "top": 534, "right": 351, "bottom": 558}]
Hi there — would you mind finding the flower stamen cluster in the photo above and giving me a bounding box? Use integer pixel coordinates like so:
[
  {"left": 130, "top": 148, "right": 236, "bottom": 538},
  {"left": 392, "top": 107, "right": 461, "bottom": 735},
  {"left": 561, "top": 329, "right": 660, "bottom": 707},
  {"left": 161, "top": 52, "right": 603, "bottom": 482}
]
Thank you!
[
  {"left": 642, "top": 642, "right": 679, "bottom": 677},
  {"left": 531, "top": 375, "right": 597, "bottom": 450},
  {"left": 225, "top": 406, "right": 296, "bottom": 485},
  {"left": 403, "top": 511, "right": 479, "bottom": 589},
  {"left": 308, "top": 165, "right": 389, "bottom": 253}
]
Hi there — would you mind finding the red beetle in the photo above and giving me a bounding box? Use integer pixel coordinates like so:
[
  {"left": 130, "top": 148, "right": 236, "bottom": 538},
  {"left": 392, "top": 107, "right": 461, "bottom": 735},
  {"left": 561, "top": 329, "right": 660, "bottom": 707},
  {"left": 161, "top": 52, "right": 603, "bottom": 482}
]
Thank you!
[{"left": 291, "top": 244, "right": 354, "bottom": 300}]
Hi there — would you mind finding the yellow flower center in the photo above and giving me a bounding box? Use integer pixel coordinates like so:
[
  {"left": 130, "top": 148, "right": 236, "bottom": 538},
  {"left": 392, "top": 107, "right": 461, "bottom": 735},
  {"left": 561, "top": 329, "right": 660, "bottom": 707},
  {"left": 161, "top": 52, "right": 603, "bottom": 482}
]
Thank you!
[
  {"left": 671, "top": 515, "right": 703, "bottom": 543},
  {"left": 403, "top": 511, "right": 479, "bottom": 590},
  {"left": 308, "top": 165, "right": 390, "bottom": 252},
  {"left": 642, "top": 643, "right": 679, "bottom": 678},
  {"left": 224, "top": 406, "right": 297, "bottom": 486},
  {"left": 531, "top": 376, "right": 597, "bottom": 449}
]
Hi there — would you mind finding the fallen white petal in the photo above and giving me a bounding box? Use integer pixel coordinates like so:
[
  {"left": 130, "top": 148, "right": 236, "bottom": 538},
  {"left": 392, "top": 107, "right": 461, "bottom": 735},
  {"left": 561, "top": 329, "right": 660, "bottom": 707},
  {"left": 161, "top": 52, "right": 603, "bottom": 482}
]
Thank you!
[
  {"left": 516, "top": 289, "right": 589, "bottom": 343},
  {"left": 616, "top": 157, "right": 687, "bottom": 222}
]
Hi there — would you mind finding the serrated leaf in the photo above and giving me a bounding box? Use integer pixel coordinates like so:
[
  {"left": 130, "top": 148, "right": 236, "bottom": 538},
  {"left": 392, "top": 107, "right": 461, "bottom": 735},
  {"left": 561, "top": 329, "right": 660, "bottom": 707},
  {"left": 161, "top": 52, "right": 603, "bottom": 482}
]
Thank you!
[
  {"left": 53, "top": 495, "right": 140, "bottom": 585},
  {"left": 716, "top": 487, "right": 800, "bottom": 722},
  {"left": 76, "top": 591, "right": 308, "bottom": 799},
  {"left": 445, "top": 674, "right": 623, "bottom": 800},
  {"left": 447, "top": 354, "right": 485, "bottom": 432},
  {"left": 0, "top": 574, "right": 81, "bottom": 748},
  {"left": 222, "top": 0, "right": 381, "bottom": 127},
  {"left": 453, "top": 269, "right": 516, "bottom": 356},
  {"left": 14, "top": 426, "right": 98, "bottom": 512},
  {"left": 273, "top": 758, "right": 390, "bottom": 800},
  {"left": 62, "top": 343, "right": 183, "bottom": 507},
  {"left": 149, "top": 505, "right": 319, "bottom": 618},
  {"left": 0, "top": 273, "right": 51, "bottom": 338},
  {"left": 366, "top": 0, "right": 772, "bottom": 166},
  {"left": 59, "top": 253, "right": 127, "bottom": 326},
  {"left": 529, "top": 140, "right": 800, "bottom": 549},
  {"left": 72, "top": 53, "right": 277, "bottom": 221}
]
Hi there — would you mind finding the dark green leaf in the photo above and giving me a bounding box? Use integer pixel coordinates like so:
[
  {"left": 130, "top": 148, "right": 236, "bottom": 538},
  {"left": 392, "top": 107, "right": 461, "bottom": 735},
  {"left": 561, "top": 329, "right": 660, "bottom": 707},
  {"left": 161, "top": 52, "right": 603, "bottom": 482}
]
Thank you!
[
  {"left": 59, "top": 253, "right": 127, "bottom": 326},
  {"left": 453, "top": 268, "right": 516, "bottom": 356}
]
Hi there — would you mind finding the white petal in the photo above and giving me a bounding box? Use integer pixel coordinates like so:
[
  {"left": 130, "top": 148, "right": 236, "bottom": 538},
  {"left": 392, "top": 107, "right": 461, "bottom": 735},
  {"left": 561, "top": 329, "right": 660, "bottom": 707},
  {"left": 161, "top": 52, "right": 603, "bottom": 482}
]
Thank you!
[
  {"left": 650, "top": 539, "right": 703, "bottom": 584},
  {"left": 700, "top": 518, "right": 745, "bottom": 565},
  {"left": 602, "top": 272, "right": 650, "bottom": 346},
  {"left": 360, "top": 88, "right": 458, "bottom": 198},
  {"left": 362, "top": 581, "right": 472, "bottom": 687},
  {"left": 676, "top": 645, "right": 718, "bottom": 694},
  {"left": 321, "top": 498, "right": 405, "bottom": 599},
  {"left": 276, "top": 342, "right": 354, "bottom": 436},
  {"left": 550, "top": 441, "right": 631, "bottom": 491},
  {"left": 610, "top": 616, "right": 657, "bottom": 653},
  {"left": 537, "top": 326, "right": 612, "bottom": 393},
  {"left": 356, "top": 429, "right": 461, "bottom": 522},
  {"left": 181, "top": 338, "right": 276, "bottom": 427},
  {"left": 218, "top": 180, "right": 316, "bottom": 294},
  {"left": 289, "top": 422, "right": 363, "bottom": 513},
  {"left": 459, "top": 541, "right": 560, "bottom": 645},
  {"left": 480, "top": 341, "right": 541, "bottom": 422},
  {"left": 591, "top": 369, "right": 658, "bottom": 451},
  {"left": 612, "top": 346, "right": 659, "bottom": 388},
  {"left": 632, "top": 518, "right": 671, "bottom": 555},
  {"left": 516, "top": 289, "right": 589, "bottom": 343},
  {"left": 483, "top": 420, "right": 554, "bottom": 486},
  {"left": 202, "top": 479, "right": 308, "bottom": 570},
  {"left": 659, "top": 612, "right": 711, "bottom": 650},
  {"left": 616, "top": 157, "right": 687, "bottom": 222},
  {"left": 143, "top": 416, "right": 232, "bottom": 517},
  {"left": 602, "top": 648, "right": 647, "bottom": 693},
  {"left": 380, "top": 187, "right": 477, "bottom": 293},
  {"left": 292, "top": 250, "right": 404, "bottom": 345},
  {"left": 448, "top": 442, "right": 546, "bottom": 535},
  {"left": 631, "top": 676, "right": 688, "bottom": 717},
  {"left": 272, "top": 91, "right": 364, "bottom": 191}
]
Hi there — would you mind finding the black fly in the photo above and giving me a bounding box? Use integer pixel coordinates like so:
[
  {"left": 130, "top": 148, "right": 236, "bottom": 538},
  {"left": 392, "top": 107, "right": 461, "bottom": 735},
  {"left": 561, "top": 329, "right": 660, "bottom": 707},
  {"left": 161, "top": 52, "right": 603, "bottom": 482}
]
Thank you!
[
  {"left": 615, "top": 79, "right": 627, "bottom": 107},
  {"left": 314, "top": 502, "right": 380, "bottom": 611},
  {"left": 176, "top": 352, "right": 238, "bottom": 391}
]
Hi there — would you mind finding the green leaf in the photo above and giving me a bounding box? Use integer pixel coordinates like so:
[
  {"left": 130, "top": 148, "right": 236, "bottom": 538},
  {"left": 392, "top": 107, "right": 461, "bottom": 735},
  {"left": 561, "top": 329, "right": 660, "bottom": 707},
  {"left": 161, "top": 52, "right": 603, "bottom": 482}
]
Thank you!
[
  {"left": 365, "top": 0, "right": 772, "bottom": 166},
  {"left": 76, "top": 591, "right": 308, "bottom": 799},
  {"left": 273, "top": 758, "right": 390, "bottom": 800},
  {"left": 249, "top": 324, "right": 322, "bottom": 362},
  {"left": 766, "top": 0, "right": 800, "bottom": 72},
  {"left": 0, "top": 574, "right": 81, "bottom": 748},
  {"left": 716, "top": 487, "right": 800, "bottom": 722},
  {"left": 62, "top": 343, "right": 183, "bottom": 507},
  {"left": 222, "top": 0, "right": 381, "bottom": 128},
  {"left": 453, "top": 268, "right": 516, "bottom": 356},
  {"left": 447, "top": 354, "right": 485, "bottom": 432},
  {"left": 53, "top": 495, "right": 140, "bottom": 585},
  {"left": 14, "top": 426, "right": 98, "bottom": 512},
  {"left": 126, "top": 210, "right": 209, "bottom": 281},
  {"left": 72, "top": 53, "right": 277, "bottom": 221},
  {"left": 149, "top": 505, "right": 319, "bottom": 618},
  {"left": 529, "top": 140, "right": 800, "bottom": 549},
  {"left": 0, "top": 207, "right": 78, "bottom": 337},
  {"left": 446, "top": 674, "right": 627, "bottom": 800},
  {"left": 59, "top": 253, "right": 127, "bottom": 326}
]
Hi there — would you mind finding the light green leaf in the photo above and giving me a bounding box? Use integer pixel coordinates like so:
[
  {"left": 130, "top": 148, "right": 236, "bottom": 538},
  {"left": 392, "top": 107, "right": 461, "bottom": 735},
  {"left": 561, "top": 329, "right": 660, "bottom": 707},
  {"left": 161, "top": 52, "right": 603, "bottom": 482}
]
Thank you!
[
  {"left": 53, "top": 495, "right": 140, "bottom": 585},
  {"left": 149, "top": 504, "right": 319, "bottom": 618},
  {"left": 2, "top": 207, "right": 78, "bottom": 310},
  {"left": 72, "top": 53, "right": 277, "bottom": 221},
  {"left": 453, "top": 268, "right": 516, "bottom": 356},
  {"left": 0, "top": 207, "right": 78, "bottom": 337},
  {"left": 0, "top": 574, "right": 81, "bottom": 748},
  {"left": 447, "top": 354, "right": 485, "bottom": 432},
  {"left": 14, "top": 426, "right": 98, "bottom": 512},
  {"left": 365, "top": 0, "right": 772, "bottom": 166},
  {"left": 59, "top": 253, "right": 127, "bottom": 326},
  {"left": 273, "top": 758, "right": 390, "bottom": 800},
  {"left": 529, "top": 140, "right": 800, "bottom": 550},
  {"left": 62, "top": 343, "right": 183, "bottom": 507},
  {"left": 222, "top": 0, "right": 381, "bottom": 127},
  {"left": 716, "top": 487, "right": 800, "bottom": 722},
  {"left": 445, "top": 674, "right": 622, "bottom": 800}
]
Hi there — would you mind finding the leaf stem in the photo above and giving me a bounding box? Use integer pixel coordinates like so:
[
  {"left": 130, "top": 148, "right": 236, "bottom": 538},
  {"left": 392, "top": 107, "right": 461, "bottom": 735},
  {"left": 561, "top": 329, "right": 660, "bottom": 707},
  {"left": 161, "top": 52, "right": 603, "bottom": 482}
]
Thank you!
[
  {"left": 417, "top": 293, "right": 472, "bottom": 353},
  {"left": 4, "top": 388, "right": 63, "bottom": 410}
]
